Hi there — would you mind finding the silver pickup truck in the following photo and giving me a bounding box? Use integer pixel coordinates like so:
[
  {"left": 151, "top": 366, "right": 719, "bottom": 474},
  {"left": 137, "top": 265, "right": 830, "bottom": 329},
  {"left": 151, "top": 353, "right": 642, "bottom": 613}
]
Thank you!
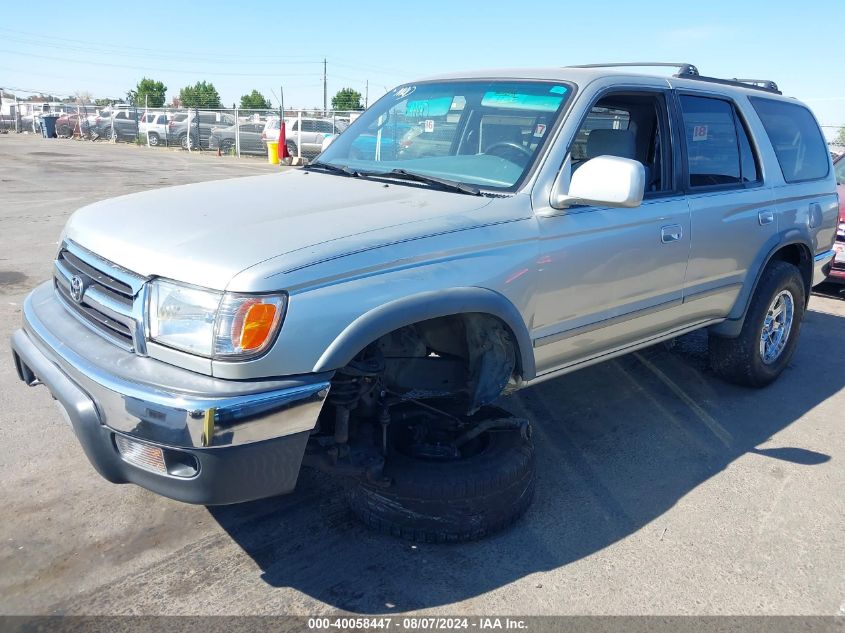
[{"left": 11, "top": 64, "right": 839, "bottom": 542}]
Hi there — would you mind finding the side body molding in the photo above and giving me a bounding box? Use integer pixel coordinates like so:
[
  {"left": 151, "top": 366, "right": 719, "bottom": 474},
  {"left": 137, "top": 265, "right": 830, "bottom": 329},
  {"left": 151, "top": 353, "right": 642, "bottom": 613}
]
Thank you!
[{"left": 313, "top": 287, "right": 536, "bottom": 380}]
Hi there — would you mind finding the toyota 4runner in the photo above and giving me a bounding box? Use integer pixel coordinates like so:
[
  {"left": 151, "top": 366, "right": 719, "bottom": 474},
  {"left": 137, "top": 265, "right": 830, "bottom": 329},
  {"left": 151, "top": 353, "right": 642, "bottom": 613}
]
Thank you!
[{"left": 11, "top": 64, "right": 839, "bottom": 542}]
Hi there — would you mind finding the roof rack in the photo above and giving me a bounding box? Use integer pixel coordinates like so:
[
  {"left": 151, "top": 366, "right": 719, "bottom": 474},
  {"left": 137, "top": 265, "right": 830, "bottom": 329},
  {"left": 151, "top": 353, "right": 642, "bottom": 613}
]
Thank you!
[
  {"left": 732, "top": 78, "right": 780, "bottom": 92},
  {"left": 567, "top": 62, "right": 700, "bottom": 76},
  {"left": 566, "top": 62, "right": 781, "bottom": 95}
]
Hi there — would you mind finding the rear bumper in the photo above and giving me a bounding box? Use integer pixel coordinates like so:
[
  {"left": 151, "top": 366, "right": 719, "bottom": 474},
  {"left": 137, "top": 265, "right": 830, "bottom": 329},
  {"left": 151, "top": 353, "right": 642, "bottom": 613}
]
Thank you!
[
  {"left": 828, "top": 243, "right": 845, "bottom": 284},
  {"left": 11, "top": 282, "right": 331, "bottom": 505},
  {"left": 813, "top": 249, "right": 836, "bottom": 286}
]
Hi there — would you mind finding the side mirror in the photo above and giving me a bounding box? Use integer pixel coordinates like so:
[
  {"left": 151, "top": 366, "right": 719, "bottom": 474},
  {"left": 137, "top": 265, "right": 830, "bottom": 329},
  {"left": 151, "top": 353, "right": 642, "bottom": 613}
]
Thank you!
[
  {"left": 320, "top": 135, "right": 336, "bottom": 152},
  {"left": 551, "top": 155, "right": 645, "bottom": 210}
]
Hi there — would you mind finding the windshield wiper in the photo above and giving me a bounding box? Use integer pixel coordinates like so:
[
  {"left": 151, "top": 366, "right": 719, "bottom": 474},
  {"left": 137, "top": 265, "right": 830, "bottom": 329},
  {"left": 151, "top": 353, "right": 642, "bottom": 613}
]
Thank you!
[
  {"left": 303, "top": 161, "right": 360, "bottom": 177},
  {"left": 361, "top": 168, "right": 481, "bottom": 196}
]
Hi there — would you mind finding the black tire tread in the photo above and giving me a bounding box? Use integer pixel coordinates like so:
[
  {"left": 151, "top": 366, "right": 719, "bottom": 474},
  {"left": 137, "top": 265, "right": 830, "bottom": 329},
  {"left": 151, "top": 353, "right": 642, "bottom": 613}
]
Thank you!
[
  {"left": 348, "top": 416, "right": 535, "bottom": 543},
  {"left": 709, "top": 260, "right": 805, "bottom": 388}
]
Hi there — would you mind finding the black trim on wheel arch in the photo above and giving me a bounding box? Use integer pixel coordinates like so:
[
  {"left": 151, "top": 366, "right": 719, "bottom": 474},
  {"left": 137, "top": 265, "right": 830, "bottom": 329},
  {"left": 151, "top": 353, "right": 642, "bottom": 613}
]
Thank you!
[
  {"left": 313, "top": 287, "right": 536, "bottom": 379},
  {"left": 709, "top": 259, "right": 805, "bottom": 388},
  {"left": 709, "top": 236, "right": 813, "bottom": 338}
]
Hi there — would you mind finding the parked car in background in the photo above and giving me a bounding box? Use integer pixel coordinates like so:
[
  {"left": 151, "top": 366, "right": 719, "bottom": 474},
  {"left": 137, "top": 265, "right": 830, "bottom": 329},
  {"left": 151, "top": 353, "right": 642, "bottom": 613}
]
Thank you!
[
  {"left": 263, "top": 117, "right": 347, "bottom": 158},
  {"left": 209, "top": 122, "right": 266, "bottom": 154},
  {"left": 139, "top": 112, "right": 170, "bottom": 146},
  {"left": 829, "top": 153, "right": 845, "bottom": 284},
  {"left": 168, "top": 111, "right": 235, "bottom": 150},
  {"left": 96, "top": 109, "right": 140, "bottom": 141},
  {"left": 55, "top": 113, "right": 92, "bottom": 137}
]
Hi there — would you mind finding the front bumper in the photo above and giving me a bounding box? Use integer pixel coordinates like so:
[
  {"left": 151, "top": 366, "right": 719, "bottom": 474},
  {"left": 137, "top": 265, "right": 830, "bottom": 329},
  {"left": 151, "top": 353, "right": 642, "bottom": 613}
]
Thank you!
[{"left": 11, "top": 282, "right": 332, "bottom": 505}]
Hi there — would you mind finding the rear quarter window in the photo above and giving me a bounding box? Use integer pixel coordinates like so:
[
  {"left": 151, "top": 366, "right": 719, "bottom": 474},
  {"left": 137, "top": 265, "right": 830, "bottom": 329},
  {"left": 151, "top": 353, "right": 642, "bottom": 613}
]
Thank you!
[{"left": 750, "top": 98, "right": 830, "bottom": 183}]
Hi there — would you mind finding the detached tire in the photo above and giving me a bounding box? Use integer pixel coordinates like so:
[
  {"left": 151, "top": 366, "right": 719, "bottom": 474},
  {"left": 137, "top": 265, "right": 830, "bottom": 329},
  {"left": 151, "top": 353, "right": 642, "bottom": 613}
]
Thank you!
[
  {"left": 349, "top": 408, "right": 535, "bottom": 543},
  {"left": 709, "top": 260, "right": 805, "bottom": 388}
]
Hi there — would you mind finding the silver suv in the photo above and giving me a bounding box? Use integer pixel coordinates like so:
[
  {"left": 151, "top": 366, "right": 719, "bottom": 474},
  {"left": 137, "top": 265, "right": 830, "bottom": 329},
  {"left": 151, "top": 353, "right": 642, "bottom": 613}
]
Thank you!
[{"left": 11, "top": 64, "right": 839, "bottom": 542}]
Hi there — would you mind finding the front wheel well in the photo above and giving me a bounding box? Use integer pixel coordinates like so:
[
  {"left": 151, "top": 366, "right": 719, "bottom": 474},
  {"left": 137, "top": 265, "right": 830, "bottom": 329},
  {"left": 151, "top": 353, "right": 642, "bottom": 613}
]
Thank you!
[{"left": 341, "top": 312, "right": 522, "bottom": 415}]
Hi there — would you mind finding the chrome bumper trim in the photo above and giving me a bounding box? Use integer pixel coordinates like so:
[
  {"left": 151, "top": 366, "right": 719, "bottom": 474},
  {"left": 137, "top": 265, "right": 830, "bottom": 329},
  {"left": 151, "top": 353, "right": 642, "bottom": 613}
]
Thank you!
[
  {"left": 813, "top": 249, "right": 835, "bottom": 286},
  {"left": 13, "top": 282, "right": 331, "bottom": 449}
]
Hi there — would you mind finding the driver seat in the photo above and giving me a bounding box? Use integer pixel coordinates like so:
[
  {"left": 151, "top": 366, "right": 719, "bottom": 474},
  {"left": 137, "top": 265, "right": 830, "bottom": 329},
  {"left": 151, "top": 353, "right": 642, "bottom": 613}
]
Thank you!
[
  {"left": 583, "top": 128, "right": 651, "bottom": 188},
  {"left": 585, "top": 129, "right": 636, "bottom": 160}
]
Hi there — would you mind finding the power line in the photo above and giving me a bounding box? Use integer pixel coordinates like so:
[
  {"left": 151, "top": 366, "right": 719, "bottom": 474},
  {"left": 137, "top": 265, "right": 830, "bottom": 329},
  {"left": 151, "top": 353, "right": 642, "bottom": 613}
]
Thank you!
[
  {"left": 0, "top": 48, "right": 324, "bottom": 77},
  {"left": 0, "top": 26, "right": 320, "bottom": 60},
  {"left": 0, "top": 33, "right": 324, "bottom": 66}
]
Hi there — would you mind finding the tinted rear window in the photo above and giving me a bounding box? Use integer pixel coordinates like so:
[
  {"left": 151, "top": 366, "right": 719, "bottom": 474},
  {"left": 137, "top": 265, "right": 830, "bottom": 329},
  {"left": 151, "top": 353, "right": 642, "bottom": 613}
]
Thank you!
[{"left": 750, "top": 98, "right": 829, "bottom": 183}]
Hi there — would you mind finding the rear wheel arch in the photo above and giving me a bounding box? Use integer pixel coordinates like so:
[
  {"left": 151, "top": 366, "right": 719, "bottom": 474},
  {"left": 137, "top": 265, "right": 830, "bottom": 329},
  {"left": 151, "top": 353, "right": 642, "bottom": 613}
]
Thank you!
[
  {"left": 313, "top": 287, "right": 535, "bottom": 381},
  {"left": 710, "top": 238, "right": 813, "bottom": 338}
]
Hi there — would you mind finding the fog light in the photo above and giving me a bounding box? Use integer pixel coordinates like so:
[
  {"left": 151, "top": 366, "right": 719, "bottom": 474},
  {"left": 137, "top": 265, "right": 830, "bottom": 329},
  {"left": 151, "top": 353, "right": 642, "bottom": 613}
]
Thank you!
[{"left": 115, "top": 435, "right": 167, "bottom": 475}]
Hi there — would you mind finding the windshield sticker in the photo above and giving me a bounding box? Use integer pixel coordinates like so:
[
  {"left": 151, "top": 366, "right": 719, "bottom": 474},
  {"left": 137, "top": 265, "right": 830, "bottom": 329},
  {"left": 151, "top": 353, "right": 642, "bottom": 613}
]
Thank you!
[
  {"left": 533, "top": 123, "right": 547, "bottom": 137},
  {"left": 406, "top": 96, "right": 452, "bottom": 117},
  {"left": 549, "top": 85, "right": 568, "bottom": 95},
  {"left": 394, "top": 85, "right": 416, "bottom": 99},
  {"left": 693, "top": 125, "right": 708, "bottom": 141},
  {"left": 481, "top": 91, "right": 563, "bottom": 112},
  {"left": 424, "top": 119, "right": 435, "bottom": 133}
]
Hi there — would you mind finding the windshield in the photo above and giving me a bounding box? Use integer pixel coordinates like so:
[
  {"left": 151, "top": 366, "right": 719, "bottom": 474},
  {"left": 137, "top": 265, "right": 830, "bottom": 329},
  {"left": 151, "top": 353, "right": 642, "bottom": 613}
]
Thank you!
[{"left": 318, "top": 80, "right": 572, "bottom": 191}]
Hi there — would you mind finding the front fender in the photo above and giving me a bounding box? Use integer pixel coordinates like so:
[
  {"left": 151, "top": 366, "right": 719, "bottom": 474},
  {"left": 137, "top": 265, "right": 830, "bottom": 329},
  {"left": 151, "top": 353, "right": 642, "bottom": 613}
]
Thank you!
[{"left": 313, "top": 287, "right": 536, "bottom": 380}]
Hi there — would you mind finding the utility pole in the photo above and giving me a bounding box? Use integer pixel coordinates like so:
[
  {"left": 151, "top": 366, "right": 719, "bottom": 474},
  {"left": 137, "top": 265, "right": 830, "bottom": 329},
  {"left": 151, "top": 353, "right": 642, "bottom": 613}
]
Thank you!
[
  {"left": 323, "top": 58, "right": 327, "bottom": 114},
  {"left": 365, "top": 80, "right": 369, "bottom": 109}
]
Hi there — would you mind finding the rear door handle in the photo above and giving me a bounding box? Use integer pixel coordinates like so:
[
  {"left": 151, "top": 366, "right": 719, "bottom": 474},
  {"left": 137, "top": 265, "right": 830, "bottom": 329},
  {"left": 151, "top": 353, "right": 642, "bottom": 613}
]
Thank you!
[
  {"left": 758, "top": 210, "right": 774, "bottom": 226},
  {"left": 661, "top": 224, "right": 683, "bottom": 243}
]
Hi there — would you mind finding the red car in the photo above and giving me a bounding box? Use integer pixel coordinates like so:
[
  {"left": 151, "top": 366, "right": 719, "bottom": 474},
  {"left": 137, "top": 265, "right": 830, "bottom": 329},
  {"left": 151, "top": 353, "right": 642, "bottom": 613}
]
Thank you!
[
  {"left": 831, "top": 154, "right": 845, "bottom": 283},
  {"left": 55, "top": 113, "right": 92, "bottom": 138}
]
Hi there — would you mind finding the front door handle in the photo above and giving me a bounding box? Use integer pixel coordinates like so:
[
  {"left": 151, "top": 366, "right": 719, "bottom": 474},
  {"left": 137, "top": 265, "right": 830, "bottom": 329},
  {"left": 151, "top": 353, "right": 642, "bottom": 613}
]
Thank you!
[
  {"left": 758, "top": 210, "right": 774, "bottom": 226},
  {"left": 661, "top": 224, "right": 683, "bottom": 243}
]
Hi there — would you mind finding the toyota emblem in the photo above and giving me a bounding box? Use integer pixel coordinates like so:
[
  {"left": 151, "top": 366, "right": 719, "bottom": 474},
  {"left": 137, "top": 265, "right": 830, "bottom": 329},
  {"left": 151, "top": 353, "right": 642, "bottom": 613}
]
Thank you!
[{"left": 69, "top": 275, "right": 85, "bottom": 303}]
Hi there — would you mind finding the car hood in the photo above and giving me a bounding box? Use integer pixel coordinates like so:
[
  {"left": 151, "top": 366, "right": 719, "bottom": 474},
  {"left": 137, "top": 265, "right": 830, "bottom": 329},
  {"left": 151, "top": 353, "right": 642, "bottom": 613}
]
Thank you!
[{"left": 63, "top": 170, "right": 494, "bottom": 290}]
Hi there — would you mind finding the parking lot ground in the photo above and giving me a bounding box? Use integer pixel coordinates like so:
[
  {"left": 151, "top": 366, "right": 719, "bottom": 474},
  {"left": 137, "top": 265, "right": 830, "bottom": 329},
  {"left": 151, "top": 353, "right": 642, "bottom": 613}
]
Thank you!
[{"left": 0, "top": 133, "right": 844, "bottom": 616}]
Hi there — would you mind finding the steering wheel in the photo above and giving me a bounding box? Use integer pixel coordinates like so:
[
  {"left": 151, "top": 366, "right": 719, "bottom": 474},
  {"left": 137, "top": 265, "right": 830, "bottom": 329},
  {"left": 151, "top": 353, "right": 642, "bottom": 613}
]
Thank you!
[{"left": 484, "top": 141, "right": 532, "bottom": 166}]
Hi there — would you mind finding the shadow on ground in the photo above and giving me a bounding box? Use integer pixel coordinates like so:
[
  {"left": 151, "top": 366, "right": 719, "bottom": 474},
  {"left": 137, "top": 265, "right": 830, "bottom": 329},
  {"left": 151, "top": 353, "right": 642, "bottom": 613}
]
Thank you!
[{"left": 209, "top": 308, "right": 845, "bottom": 613}]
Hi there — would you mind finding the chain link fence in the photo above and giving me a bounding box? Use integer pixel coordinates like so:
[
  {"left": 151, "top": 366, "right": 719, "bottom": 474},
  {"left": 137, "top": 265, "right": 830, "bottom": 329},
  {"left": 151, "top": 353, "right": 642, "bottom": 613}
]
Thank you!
[{"left": 0, "top": 91, "right": 360, "bottom": 161}]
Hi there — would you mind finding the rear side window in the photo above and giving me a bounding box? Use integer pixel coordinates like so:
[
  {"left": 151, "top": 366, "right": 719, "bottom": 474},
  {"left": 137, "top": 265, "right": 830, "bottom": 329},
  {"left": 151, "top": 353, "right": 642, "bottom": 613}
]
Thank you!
[
  {"left": 679, "top": 95, "right": 759, "bottom": 187},
  {"left": 750, "top": 98, "right": 829, "bottom": 182}
]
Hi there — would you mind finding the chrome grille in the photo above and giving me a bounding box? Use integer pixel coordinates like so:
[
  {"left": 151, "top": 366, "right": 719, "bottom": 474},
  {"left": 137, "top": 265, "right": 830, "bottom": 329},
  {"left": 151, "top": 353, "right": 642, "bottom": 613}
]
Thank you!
[{"left": 53, "top": 241, "right": 147, "bottom": 353}]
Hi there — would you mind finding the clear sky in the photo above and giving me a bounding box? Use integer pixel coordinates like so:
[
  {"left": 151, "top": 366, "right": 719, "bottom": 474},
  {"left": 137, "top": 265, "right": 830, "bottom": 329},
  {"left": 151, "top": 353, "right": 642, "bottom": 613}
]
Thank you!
[{"left": 1, "top": 0, "right": 842, "bottom": 137}]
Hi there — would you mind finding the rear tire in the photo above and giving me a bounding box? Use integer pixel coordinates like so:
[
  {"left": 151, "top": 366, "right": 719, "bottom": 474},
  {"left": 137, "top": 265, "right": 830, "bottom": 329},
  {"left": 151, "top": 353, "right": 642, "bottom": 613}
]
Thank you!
[
  {"left": 285, "top": 140, "right": 297, "bottom": 158},
  {"left": 709, "top": 260, "right": 805, "bottom": 388},
  {"left": 348, "top": 407, "right": 535, "bottom": 542},
  {"left": 148, "top": 132, "right": 160, "bottom": 146}
]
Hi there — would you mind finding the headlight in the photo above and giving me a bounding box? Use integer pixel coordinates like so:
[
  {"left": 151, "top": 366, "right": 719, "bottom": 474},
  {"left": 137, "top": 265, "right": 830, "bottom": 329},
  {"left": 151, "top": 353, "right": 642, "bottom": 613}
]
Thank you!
[{"left": 147, "top": 279, "right": 286, "bottom": 359}]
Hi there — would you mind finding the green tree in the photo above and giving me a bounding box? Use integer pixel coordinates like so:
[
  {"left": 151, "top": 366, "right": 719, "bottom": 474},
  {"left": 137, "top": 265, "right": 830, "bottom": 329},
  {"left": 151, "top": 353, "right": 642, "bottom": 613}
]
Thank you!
[
  {"left": 179, "top": 81, "right": 221, "bottom": 108},
  {"left": 331, "top": 87, "right": 363, "bottom": 111},
  {"left": 94, "top": 98, "right": 111, "bottom": 106},
  {"left": 134, "top": 77, "right": 167, "bottom": 108},
  {"left": 836, "top": 126, "right": 845, "bottom": 146},
  {"left": 240, "top": 89, "right": 271, "bottom": 109}
]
